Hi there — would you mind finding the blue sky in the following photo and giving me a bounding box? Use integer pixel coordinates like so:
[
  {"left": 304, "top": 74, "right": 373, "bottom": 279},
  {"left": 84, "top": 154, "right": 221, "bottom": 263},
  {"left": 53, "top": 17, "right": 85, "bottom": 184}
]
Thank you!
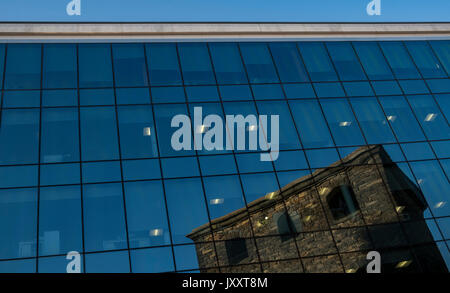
[{"left": 0, "top": 0, "right": 449, "bottom": 22}]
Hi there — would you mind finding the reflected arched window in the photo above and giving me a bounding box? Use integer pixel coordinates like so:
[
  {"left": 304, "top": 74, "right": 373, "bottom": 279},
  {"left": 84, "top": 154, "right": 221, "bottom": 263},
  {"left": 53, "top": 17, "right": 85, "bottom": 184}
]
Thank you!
[{"left": 327, "top": 185, "right": 359, "bottom": 221}]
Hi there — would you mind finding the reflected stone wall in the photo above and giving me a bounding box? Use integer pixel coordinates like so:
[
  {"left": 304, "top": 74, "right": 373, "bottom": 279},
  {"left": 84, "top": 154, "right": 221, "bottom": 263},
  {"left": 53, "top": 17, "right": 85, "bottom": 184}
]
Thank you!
[{"left": 187, "top": 145, "right": 448, "bottom": 273}]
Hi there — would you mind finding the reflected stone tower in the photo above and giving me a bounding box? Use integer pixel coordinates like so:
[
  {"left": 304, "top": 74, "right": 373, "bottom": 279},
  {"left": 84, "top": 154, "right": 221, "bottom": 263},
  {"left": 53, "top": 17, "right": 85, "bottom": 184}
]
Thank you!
[{"left": 187, "top": 145, "right": 448, "bottom": 273}]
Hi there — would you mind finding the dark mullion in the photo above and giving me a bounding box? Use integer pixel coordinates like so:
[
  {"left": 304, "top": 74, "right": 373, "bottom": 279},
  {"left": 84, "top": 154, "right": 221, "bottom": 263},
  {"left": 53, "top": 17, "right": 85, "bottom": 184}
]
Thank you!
[
  {"left": 76, "top": 43, "right": 87, "bottom": 273},
  {"left": 109, "top": 44, "right": 133, "bottom": 273},
  {"left": 143, "top": 43, "right": 178, "bottom": 272},
  {"left": 35, "top": 43, "right": 44, "bottom": 273},
  {"left": 174, "top": 43, "right": 222, "bottom": 272}
]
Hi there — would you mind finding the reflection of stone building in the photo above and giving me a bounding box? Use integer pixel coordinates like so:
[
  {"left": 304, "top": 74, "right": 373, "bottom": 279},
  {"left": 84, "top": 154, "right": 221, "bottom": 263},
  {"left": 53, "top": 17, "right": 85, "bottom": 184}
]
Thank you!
[{"left": 187, "top": 145, "right": 448, "bottom": 273}]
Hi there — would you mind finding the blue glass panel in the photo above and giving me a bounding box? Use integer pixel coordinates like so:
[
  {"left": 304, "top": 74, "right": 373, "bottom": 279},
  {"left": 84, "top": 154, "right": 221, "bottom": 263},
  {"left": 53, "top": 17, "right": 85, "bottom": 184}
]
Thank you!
[
  {"left": 85, "top": 251, "right": 130, "bottom": 273},
  {"left": 122, "top": 159, "right": 161, "bottom": 181},
  {"left": 0, "top": 109, "right": 40, "bottom": 165},
  {"left": 154, "top": 103, "right": 194, "bottom": 157},
  {"left": 146, "top": 43, "right": 182, "bottom": 86},
  {"left": 343, "top": 82, "right": 374, "bottom": 97},
  {"left": 269, "top": 42, "right": 309, "bottom": 83},
  {"left": 350, "top": 97, "right": 396, "bottom": 144},
  {"left": 118, "top": 105, "right": 158, "bottom": 159},
  {"left": 43, "top": 44, "right": 77, "bottom": 89},
  {"left": 41, "top": 108, "right": 79, "bottom": 163},
  {"left": 209, "top": 43, "right": 247, "bottom": 84},
  {"left": 277, "top": 170, "right": 310, "bottom": 187},
  {"left": 353, "top": 42, "right": 393, "bottom": 80},
  {"left": 297, "top": 42, "right": 337, "bottom": 82},
  {"left": 434, "top": 94, "right": 450, "bottom": 119},
  {"left": 289, "top": 100, "right": 334, "bottom": 148},
  {"left": 80, "top": 88, "right": 115, "bottom": 106},
  {"left": 426, "top": 79, "right": 450, "bottom": 94},
  {"left": 241, "top": 172, "right": 278, "bottom": 203},
  {"left": 151, "top": 86, "right": 185, "bottom": 103},
  {"left": 405, "top": 42, "right": 447, "bottom": 78},
  {"left": 219, "top": 85, "right": 252, "bottom": 101},
  {"left": 38, "top": 255, "right": 84, "bottom": 273},
  {"left": 178, "top": 43, "right": 215, "bottom": 85},
  {"left": 4, "top": 44, "right": 41, "bottom": 90},
  {"left": 252, "top": 84, "right": 284, "bottom": 100},
  {"left": 236, "top": 153, "right": 274, "bottom": 173},
  {"left": 306, "top": 148, "right": 341, "bottom": 169},
  {"left": 313, "top": 82, "right": 345, "bottom": 98},
  {"left": 198, "top": 154, "right": 237, "bottom": 176},
  {"left": 0, "top": 188, "right": 37, "bottom": 259},
  {"left": 0, "top": 165, "right": 37, "bottom": 188},
  {"left": 240, "top": 43, "right": 278, "bottom": 84},
  {"left": 80, "top": 107, "right": 119, "bottom": 161},
  {"left": 382, "top": 144, "right": 405, "bottom": 162},
  {"left": 164, "top": 178, "right": 209, "bottom": 244},
  {"left": 371, "top": 81, "right": 402, "bottom": 96},
  {"left": 274, "top": 150, "right": 308, "bottom": 171},
  {"left": 256, "top": 100, "right": 302, "bottom": 150},
  {"left": 78, "top": 44, "right": 113, "bottom": 88},
  {"left": 173, "top": 244, "right": 201, "bottom": 271},
  {"left": 400, "top": 142, "right": 435, "bottom": 161},
  {"left": 2, "top": 90, "right": 40, "bottom": 108},
  {"left": 407, "top": 94, "right": 450, "bottom": 140},
  {"left": 431, "top": 141, "right": 450, "bottom": 159},
  {"left": 379, "top": 42, "right": 420, "bottom": 79},
  {"left": 0, "top": 259, "right": 35, "bottom": 273},
  {"left": 131, "top": 247, "right": 174, "bottom": 273},
  {"left": 82, "top": 161, "right": 121, "bottom": 183},
  {"left": 203, "top": 175, "right": 246, "bottom": 220},
  {"left": 83, "top": 183, "right": 127, "bottom": 252},
  {"left": 161, "top": 156, "right": 200, "bottom": 178},
  {"left": 326, "top": 42, "right": 366, "bottom": 81},
  {"left": 116, "top": 87, "right": 150, "bottom": 105},
  {"left": 42, "top": 90, "right": 77, "bottom": 107},
  {"left": 124, "top": 181, "right": 170, "bottom": 248},
  {"left": 283, "top": 83, "right": 315, "bottom": 99},
  {"left": 410, "top": 161, "right": 450, "bottom": 218},
  {"left": 436, "top": 217, "right": 450, "bottom": 240},
  {"left": 399, "top": 80, "right": 429, "bottom": 95},
  {"left": 320, "top": 98, "right": 365, "bottom": 146},
  {"left": 186, "top": 86, "right": 219, "bottom": 102},
  {"left": 429, "top": 41, "right": 450, "bottom": 76},
  {"left": 378, "top": 95, "right": 426, "bottom": 142},
  {"left": 40, "top": 163, "right": 80, "bottom": 186},
  {"left": 39, "top": 186, "right": 82, "bottom": 256},
  {"left": 112, "top": 43, "right": 148, "bottom": 87}
]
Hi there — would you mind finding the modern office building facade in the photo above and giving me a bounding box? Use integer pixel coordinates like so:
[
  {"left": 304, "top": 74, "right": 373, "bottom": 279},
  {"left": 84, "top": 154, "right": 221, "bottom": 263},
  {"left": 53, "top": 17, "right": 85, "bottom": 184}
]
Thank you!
[{"left": 0, "top": 23, "right": 449, "bottom": 273}]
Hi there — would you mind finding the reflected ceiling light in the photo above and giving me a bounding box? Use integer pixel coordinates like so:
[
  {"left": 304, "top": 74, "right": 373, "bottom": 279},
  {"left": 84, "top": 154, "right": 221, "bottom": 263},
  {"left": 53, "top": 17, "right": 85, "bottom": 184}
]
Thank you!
[
  {"left": 210, "top": 198, "right": 224, "bottom": 205},
  {"left": 264, "top": 216, "right": 269, "bottom": 220},
  {"left": 303, "top": 215, "right": 312, "bottom": 222},
  {"left": 424, "top": 113, "right": 437, "bottom": 122},
  {"left": 143, "top": 127, "right": 152, "bottom": 136},
  {"left": 196, "top": 125, "right": 209, "bottom": 133},
  {"left": 435, "top": 201, "right": 446, "bottom": 209},
  {"left": 247, "top": 125, "right": 258, "bottom": 132},
  {"left": 267, "top": 192, "right": 276, "bottom": 200},
  {"left": 345, "top": 268, "right": 357, "bottom": 273},
  {"left": 395, "top": 260, "right": 412, "bottom": 269},
  {"left": 386, "top": 115, "right": 397, "bottom": 122},
  {"left": 319, "top": 187, "right": 329, "bottom": 195},
  {"left": 149, "top": 229, "right": 163, "bottom": 237},
  {"left": 395, "top": 206, "right": 405, "bottom": 213},
  {"left": 339, "top": 121, "right": 351, "bottom": 127},
  {"left": 417, "top": 179, "right": 424, "bottom": 185}
]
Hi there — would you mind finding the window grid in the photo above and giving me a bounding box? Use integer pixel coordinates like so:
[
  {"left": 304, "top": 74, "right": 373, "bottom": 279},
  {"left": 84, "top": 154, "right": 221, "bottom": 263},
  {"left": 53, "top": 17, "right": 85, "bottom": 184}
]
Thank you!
[{"left": 0, "top": 41, "right": 449, "bottom": 273}]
